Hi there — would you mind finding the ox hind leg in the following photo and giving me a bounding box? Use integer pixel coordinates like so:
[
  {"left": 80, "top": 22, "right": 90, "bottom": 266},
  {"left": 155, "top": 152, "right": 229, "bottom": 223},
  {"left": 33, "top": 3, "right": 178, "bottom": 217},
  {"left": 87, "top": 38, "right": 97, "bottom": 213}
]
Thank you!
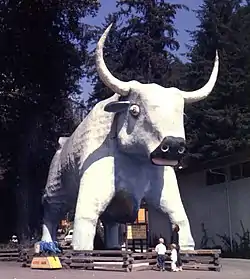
[
  {"left": 103, "top": 222, "right": 121, "bottom": 249},
  {"left": 72, "top": 157, "right": 115, "bottom": 251},
  {"left": 146, "top": 167, "right": 195, "bottom": 250}
]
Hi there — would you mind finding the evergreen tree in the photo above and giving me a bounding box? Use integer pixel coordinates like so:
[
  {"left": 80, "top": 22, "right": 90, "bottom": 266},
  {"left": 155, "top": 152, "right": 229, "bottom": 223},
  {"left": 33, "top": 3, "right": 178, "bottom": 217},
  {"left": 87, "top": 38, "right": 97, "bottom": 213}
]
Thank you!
[
  {"left": 85, "top": 0, "right": 187, "bottom": 111},
  {"left": 0, "top": 0, "right": 99, "bottom": 242},
  {"left": 184, "top": 0, "right": 250, "bottom": 161}
]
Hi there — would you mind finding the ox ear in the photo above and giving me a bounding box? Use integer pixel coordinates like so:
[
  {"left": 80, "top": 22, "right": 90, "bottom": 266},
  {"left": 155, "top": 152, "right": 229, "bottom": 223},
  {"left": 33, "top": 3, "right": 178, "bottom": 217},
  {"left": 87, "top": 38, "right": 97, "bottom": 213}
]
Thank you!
[{"left": 104, "top": 101, "right": 130, "bottom": 113}]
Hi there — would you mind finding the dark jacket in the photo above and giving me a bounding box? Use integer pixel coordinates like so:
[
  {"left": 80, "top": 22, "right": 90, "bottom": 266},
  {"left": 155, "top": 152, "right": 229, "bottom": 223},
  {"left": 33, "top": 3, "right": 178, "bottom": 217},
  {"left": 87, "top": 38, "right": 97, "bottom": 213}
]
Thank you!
[{"left": 171, "top": 230, "right": 179, "bottom": 249}]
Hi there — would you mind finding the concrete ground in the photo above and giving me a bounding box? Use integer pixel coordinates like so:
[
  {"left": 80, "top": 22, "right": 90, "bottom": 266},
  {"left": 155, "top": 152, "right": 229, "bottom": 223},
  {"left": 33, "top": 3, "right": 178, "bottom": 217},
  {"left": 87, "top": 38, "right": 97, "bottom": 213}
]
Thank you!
[{"left": 1, "top": 259, "right": 250, "bottom": 279}]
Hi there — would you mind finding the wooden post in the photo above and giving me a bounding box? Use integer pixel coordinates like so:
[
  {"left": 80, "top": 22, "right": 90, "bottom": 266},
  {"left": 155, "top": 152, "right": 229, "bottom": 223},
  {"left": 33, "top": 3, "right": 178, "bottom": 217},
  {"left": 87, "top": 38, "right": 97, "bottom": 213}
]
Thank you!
[{"left": 125, "top": 224, "right": 128, "bottom": 251}]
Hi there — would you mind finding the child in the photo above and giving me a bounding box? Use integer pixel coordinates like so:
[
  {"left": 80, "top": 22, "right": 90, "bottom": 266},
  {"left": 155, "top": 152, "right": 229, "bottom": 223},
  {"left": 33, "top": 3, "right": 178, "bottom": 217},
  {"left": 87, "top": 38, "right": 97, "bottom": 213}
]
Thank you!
[
  {"left": 170, "top": 243, "right": 178, "bottom": 272},
  {"left": 155, "top": 238, "right": 166, "bottom": 271}
]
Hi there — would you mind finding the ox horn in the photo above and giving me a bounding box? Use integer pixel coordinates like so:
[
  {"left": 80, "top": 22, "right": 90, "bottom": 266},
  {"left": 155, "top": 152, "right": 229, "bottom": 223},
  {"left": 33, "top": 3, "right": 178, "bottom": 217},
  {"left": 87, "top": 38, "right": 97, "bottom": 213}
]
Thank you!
[
  {"left": 180, "top": 50, "right": 219, "bottom": 103},
  {"left": 96, "top": 23, "right": 131, "bottom": 96}
]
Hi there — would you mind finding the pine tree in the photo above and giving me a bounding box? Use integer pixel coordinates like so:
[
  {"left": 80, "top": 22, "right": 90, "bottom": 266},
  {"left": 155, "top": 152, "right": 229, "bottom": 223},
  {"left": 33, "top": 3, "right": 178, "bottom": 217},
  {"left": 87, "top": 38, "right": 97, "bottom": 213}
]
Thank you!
[
  {"left": 85, "top": 0, "right": 187, "bottom": 110},
  {"left": 0, "top": 0, "right": 100, "bottom": 242},
  {"left": 184, "top": 0, "right": 250, "bottom": 161}
]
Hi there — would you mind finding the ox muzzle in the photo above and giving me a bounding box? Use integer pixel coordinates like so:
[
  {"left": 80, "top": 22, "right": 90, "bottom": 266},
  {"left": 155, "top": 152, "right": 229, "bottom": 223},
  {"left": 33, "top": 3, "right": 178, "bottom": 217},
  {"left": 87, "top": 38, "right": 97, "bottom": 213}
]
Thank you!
[{"left": 150, "top": 136, "right": 186, "bottom": 166}]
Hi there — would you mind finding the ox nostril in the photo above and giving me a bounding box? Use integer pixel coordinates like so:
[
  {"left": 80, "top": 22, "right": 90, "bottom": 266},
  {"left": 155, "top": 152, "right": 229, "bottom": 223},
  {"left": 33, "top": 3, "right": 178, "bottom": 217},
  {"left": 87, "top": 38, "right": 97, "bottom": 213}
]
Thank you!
[
  {"left": 161, "top": 144, "right": 170, "bottom": 153},
  {"left": 178, "top": 146, "right": 186, "bottom": 154}
]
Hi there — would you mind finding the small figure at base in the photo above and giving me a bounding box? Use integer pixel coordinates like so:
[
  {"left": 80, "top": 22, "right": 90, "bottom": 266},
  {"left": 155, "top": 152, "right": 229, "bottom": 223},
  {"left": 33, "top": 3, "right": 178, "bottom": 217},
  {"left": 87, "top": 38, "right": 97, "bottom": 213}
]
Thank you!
[
  {"left": 170, "top": 243, "right": 178, "bottom": 272},
  {"left": 155, "top": 237, "right": 166, "bottom": 271}
]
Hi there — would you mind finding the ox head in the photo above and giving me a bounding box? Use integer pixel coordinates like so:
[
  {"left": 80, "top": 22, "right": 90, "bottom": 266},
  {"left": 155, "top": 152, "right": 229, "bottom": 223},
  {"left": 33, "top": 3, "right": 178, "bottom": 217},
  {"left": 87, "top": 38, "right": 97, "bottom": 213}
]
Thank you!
[{"left": 96, "top": 24, "right": 219, "bottom": 166}]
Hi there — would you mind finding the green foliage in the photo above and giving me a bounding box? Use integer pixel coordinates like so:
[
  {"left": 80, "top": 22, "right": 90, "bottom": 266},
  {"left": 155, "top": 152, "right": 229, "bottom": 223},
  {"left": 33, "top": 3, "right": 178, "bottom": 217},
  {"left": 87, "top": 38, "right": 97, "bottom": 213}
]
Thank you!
[
  {"left": 0, "top": 0, "right": 100, "bottom": 173},
  {"left": 0, "top": 0, "right": 100, "bottom": 242},
  {"left": 85, "top": 0, "right": 187, "bottom": 111},
  {"left": 200, "top": 223, "right": 216, "bottom": 249},
  {"left": 185, "top": 0, "right": 250, "bottom": 161},
  {"left": 199, "top": 221, "right": 250, "bottom": 259},
  {"left": 217, "top": 221, "right": 250, "bottom": 258}
]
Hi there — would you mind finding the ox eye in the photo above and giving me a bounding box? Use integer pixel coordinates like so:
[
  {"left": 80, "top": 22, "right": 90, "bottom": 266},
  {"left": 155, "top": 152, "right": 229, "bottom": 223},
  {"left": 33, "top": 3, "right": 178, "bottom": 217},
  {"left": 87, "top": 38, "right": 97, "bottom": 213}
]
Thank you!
[{"left": 129, "top": 104, "right": 140, "bottom": 117}]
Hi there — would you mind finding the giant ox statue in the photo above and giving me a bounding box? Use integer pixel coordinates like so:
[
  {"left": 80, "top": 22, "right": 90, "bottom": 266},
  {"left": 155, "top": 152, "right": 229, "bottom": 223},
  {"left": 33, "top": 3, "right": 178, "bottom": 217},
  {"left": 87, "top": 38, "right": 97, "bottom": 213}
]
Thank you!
[{"left": 41, "top": 24, "right": 219, "bottom": 251}]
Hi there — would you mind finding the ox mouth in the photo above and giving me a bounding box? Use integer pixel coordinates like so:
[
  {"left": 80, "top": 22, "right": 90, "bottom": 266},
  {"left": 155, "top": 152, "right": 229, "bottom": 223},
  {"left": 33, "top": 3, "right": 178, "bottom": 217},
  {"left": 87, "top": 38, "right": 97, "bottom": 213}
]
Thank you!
[{"left": 151, "top": 157, "right": 178, "bottom": 166}]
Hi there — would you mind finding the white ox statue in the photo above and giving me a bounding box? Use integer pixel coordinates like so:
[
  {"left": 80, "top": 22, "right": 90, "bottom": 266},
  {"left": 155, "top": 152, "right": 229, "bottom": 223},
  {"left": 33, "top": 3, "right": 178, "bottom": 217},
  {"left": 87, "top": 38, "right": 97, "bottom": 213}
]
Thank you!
[{"left": 41, "top": 24, "right": 219, "bottom": 251}]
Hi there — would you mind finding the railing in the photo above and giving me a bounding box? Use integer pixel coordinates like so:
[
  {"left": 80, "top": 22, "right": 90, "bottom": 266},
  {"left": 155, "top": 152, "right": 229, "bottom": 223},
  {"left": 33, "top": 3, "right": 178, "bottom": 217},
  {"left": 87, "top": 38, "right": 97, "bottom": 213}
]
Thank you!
[
  {"left": 0, "top": 248, "right": 20, "bottom": 262},
  {"left": 0, "top": 245, "right": 221, "bottom": 272},
  {"left": 22, "top": 248, "right": 221, "bottom": 272}
]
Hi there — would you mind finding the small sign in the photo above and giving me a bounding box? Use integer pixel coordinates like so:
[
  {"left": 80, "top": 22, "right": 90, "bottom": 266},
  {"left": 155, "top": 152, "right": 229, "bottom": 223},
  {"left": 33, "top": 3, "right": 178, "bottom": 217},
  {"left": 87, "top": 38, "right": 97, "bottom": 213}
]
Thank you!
[
  {"left": 137, "top": 208, "right": 146, "bottom": 223},
  {"left": 127, "top": 224, "right": 147, "bottom": 240},
  {"left": 31, "top": 256, "right": 62, "bottom": 269}
]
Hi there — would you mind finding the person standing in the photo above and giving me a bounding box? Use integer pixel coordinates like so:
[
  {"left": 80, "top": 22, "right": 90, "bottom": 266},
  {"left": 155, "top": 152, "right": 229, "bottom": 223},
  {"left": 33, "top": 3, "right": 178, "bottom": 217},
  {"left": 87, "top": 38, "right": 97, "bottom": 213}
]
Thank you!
[
  {"left": 155, "top": 237, "right": 167, "bottom": 271},
  {"left": 170, "top": 243, "right": 178, "bottom": 271},
  {"left": 171, "top": 224, "right": 183, "bottom": 271}
]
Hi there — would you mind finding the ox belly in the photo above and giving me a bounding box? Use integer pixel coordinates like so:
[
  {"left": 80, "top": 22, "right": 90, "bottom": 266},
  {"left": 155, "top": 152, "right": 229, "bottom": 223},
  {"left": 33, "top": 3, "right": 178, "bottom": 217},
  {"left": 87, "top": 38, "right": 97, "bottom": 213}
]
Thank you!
[{"left": 101, "top": 190, "right": 139, "bottom": 224}]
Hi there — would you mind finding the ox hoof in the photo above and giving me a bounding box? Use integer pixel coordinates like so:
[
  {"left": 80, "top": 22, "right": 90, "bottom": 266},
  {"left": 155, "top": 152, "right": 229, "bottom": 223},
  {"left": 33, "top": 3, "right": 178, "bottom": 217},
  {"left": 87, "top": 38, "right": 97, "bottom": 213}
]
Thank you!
[
  {"left": 180, "top": 245, "right": 195, "bottom": 251},
  {"left": 107, "top": 246, "right": 121, "bottom": 250}
]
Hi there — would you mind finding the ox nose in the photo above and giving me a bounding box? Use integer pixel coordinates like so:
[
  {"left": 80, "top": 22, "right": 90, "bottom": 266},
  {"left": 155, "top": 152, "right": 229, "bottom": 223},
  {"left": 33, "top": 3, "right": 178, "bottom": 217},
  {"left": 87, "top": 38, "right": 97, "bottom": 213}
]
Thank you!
[
  {"left": 160, "top": 137, "right": 186, "bottom": 155},
  {"left": 150, "top": 136, "right": 186, "bottom": 166}
]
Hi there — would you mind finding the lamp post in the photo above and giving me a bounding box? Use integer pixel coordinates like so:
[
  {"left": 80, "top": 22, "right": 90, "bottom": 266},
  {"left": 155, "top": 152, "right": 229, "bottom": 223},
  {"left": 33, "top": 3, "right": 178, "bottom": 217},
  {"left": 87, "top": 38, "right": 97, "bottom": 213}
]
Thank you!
[{"left": 209, "top": 169, "right": 233, "bottom": 251}]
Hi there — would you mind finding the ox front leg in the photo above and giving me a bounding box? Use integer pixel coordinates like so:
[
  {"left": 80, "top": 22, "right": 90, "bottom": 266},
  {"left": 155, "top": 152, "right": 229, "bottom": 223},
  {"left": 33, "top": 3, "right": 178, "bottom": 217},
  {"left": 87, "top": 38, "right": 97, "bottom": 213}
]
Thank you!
[
  {"left": 72, "top": 157, "right": 115, "bottom": 251},
  {"left": 152, "top": 167, "right": 194, "bottom": 250}
]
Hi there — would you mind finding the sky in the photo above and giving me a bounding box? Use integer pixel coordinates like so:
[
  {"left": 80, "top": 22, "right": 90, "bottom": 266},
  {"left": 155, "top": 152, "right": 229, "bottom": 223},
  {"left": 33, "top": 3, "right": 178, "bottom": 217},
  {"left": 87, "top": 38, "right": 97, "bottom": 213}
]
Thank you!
[{"left": 82, "top": 0, "right": 203, "bottom": 99}]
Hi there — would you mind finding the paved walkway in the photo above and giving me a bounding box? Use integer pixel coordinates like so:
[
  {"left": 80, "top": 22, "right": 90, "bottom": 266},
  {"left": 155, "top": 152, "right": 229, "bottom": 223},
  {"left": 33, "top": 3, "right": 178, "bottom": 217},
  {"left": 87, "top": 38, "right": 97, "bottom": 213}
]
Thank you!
[{"left": 1, "top": 259, "right": 250, "bottom": 279}]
